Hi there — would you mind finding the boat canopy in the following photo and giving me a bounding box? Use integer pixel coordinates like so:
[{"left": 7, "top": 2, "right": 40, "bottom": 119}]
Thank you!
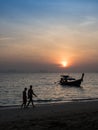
[{"left": 61, "top": 75, "right": 75, "bottom": 80}]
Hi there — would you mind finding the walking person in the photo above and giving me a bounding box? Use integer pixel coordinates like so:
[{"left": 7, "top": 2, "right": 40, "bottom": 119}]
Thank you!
[
  {"left": 27, "top": 85, "right": 37, "bottom": 108},
  {"left": 21, "top": 87, "right": 27, "bottom": 108}
]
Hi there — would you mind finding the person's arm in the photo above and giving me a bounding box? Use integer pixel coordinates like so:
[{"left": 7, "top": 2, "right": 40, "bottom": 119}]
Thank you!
[{"left": 32, "top": 90, "right": 37, "bottom": 97}]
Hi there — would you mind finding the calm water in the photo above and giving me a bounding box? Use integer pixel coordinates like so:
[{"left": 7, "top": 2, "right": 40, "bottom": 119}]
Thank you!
[{"left": 0, "top": 72, "right": 98, "bottom": 106}]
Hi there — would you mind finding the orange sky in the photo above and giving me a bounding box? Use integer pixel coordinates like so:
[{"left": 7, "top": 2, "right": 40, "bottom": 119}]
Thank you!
[{"left": 0, "top": 0, "right": 98, "bottom": 72}]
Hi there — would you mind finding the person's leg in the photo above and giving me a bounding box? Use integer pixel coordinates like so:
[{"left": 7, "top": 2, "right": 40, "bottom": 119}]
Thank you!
[
  {"left": 27, "top": 99, "right": 30, "bottom": 107},
  {"left": 31, "top": 99, "right": 35, "bottom": 107},
  {"left": 21, "top": 103, "right": 23, "bottom": 108},
  {"left": 21, "top": 99, "right": 25, "bottom": 108},
  {"left": 24, "top": 102, "right": 27, "bottom": 108}
]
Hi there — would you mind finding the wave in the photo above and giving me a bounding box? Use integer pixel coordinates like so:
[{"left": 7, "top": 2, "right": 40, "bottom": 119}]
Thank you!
[
  {"left": 34, "top": 99, "right": 62, "bottom": 103},
  {"left": 34, "top": 97, "right": 98, "bottom": 104},
  {"left": 72, "top": 97, "right": 98, "bottom": 102}
]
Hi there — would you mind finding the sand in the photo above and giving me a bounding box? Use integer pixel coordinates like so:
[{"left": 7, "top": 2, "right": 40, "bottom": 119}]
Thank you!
[{"left": 0, "top": 101, "right": 98, "bottom": 130}]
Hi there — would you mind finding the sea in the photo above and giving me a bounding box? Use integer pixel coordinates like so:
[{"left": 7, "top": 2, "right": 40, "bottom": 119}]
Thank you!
[{"left": 0, "top": 72, "right": 98, "bottom": 107}]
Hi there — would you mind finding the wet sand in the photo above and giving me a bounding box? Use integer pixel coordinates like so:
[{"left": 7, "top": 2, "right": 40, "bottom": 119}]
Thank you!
[{"left": 0, "top": 101, "right": 98, "bottom": 130}]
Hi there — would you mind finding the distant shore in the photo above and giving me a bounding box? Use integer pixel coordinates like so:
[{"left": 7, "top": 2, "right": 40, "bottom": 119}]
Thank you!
[{"left": 0, "top": 101, "right": 98, "bottom": 130}]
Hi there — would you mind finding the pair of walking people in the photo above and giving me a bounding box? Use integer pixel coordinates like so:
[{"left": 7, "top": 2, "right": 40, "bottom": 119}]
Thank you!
[{"left": 21, "top": 85, "right": 37, "bottom": 108}]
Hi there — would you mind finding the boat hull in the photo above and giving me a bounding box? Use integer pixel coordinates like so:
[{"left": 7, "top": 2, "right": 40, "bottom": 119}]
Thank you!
[
  {"left": 60, "top": 79, "right": 82, "bottom": 87},
  {"left": 60, "top": 73, "right": 84, "bottom": 87}
]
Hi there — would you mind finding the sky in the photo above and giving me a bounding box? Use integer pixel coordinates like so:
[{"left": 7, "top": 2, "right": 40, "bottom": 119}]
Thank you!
[{"left": 0, "top": 0, "right": 98, "bottom": 72}]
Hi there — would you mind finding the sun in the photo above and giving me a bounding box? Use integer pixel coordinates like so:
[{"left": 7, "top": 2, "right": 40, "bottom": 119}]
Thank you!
[{"left": 61, "top": 61, "right": 68, "bottom": 67}]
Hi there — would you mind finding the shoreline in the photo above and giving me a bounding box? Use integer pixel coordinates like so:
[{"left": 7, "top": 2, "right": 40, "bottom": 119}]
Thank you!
[
  {"left": 1, "top": 98, "right": 98, "bottom": 109},
  {"left": 1, "top": 100, "right": 98, "bottom": 129}
]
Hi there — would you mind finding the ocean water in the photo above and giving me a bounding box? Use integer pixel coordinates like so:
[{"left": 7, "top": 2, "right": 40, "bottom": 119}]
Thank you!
[{"left": 0, "top": 72, "right": 98, "bottom": 106}]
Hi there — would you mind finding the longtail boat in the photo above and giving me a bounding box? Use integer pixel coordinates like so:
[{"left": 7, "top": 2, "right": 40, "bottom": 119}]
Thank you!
[{"left": 60, "top": 73, "right": 84, "bottom": 87}]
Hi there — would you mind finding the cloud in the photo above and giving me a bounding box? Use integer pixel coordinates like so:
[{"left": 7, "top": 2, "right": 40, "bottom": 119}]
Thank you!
[
  {"left": 0, "top": 37, "right": 13, "bottom": 41},
  {"left": 79, "top": 16, "right": 97, "bottom": 27}
]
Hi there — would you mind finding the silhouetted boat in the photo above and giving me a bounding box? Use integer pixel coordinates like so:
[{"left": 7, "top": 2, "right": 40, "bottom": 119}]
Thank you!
[{"left": 59, "top": 73, "right": 84, "bottom": 87}]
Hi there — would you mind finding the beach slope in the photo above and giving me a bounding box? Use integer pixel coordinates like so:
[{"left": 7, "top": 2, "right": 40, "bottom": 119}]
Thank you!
[{"left": 0, "top": 101, "right": 98, "bottom": 130}]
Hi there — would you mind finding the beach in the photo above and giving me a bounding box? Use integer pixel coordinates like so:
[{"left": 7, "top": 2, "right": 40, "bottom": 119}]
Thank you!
[{"left": 0, "top": 101, "right": 98, "bottom": 130}]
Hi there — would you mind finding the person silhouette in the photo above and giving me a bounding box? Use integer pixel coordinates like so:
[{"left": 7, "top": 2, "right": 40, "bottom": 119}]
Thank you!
[
  {"left": 21, "top": 87, "right": 27, "bottom": 108},
  {"left": 27, "top": 85, "right": 37, "bottom": 108}
]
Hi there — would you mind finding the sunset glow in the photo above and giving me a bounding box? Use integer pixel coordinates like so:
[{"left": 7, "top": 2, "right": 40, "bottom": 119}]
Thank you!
[
  {"left": 0, "top": 0, "right": 98, "bottom": 72},
  {"left": 61, "top": 61, "right": 68, "bottom": 67}
]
